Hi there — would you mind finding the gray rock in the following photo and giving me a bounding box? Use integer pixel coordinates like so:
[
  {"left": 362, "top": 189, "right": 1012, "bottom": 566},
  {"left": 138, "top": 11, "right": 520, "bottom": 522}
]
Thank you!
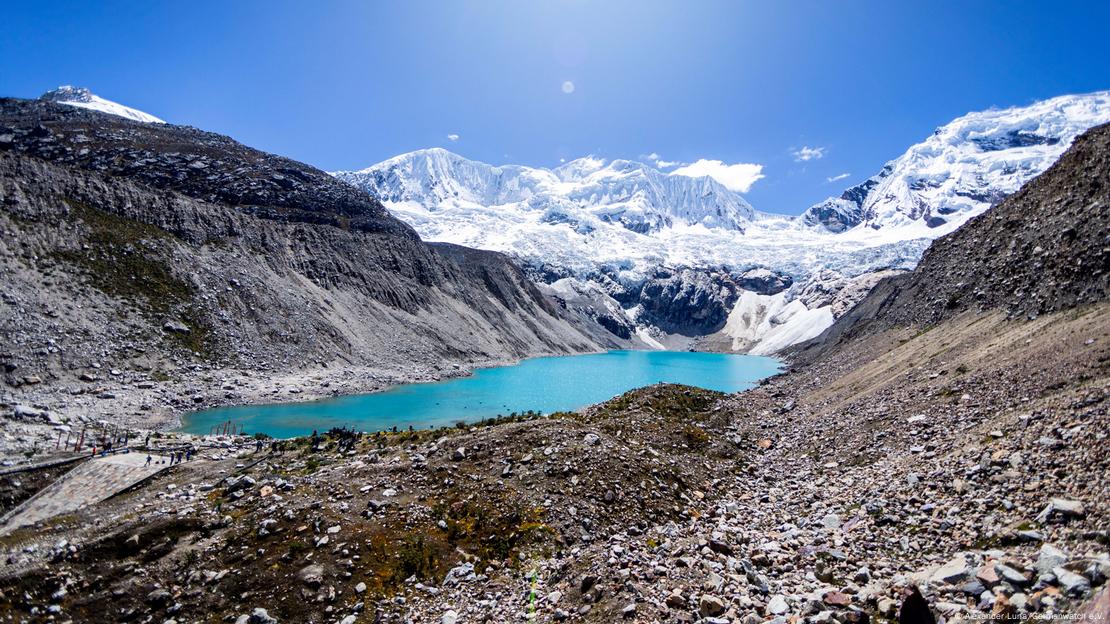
[
  {"left": 1049, "top": 498, "right": 1085, "bottom": 517},
  {"left": 931, "top": 555, "right": 971, "bottom": 584},
  {"left": 442, "top": 562, "right": 474, "bottom": 587},
  {"left": 163, "top": 320, "right": 191, "bottom": 334},
  {"left": 1053, "top": 566, "right": 1091, "bottom": 596},
  {"left": 147, "top": 588, "right": 172, "bottom": 607},
  {"left": 1035, "top": 544, "right": 1068, "bottom": 576},
  {"left": 298, "top": 564, "right": 324, "bottom": 588},
  {"left": 767, "top": 595, "right": 789, "bottom": 615},
  {"left": 995, "top": 563, "right": 1031, "bottom": 586},
  {"left": 241, "top": 609, "right": 277, "bottom": 624}
]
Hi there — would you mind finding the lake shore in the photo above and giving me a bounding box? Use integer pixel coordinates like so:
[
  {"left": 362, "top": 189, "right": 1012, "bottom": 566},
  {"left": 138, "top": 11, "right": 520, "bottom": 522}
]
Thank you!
[
  {"left": 0, "top": 353, "right": 540, "bottom": 461},
  {"left": 178, "top": 350, "right": 782, "bottom": 438}
]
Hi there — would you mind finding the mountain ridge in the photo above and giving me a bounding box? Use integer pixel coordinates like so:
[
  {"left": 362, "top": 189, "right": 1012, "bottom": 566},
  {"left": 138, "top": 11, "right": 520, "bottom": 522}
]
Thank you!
[
  {"left": 332, "top": 90, "right": 1110, "bottom": 354},
  {"left": 0, "top": 96, "right": 631, "bottom": 429}
]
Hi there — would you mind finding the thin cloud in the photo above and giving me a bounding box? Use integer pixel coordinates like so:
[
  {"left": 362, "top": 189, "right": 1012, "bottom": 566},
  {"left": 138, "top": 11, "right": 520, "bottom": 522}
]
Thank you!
[
  {"left": 670, "top": 159, "right": 765, "bottom": 193},
  {"left": 826, "top": 172, "right": 850, "bottom": 183},
  {"left": 793, "top": 146, "right": 825, "bottom": 162},
  {"left": 640, "top": 152, "right": 685, "bottom": 169},
  {"left": 446, "top": 133, "right": 460, "bottom": 142}
]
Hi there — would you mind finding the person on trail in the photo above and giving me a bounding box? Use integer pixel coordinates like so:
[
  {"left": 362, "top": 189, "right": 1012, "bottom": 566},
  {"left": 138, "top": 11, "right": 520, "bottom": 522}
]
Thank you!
[{"left": 145, "top": 454, "right": 152, "bottom": 466}]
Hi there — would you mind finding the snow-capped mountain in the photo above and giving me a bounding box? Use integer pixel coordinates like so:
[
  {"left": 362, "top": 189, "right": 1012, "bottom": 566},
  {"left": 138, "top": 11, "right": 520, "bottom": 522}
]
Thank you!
[
  {"left": 39, "top": 86, "right": 164, "bottom": 124},
  {"left": 334, "top": 91, "right": 1110, "bottom": 354},
  {"left": 333, "top": 148, "right": 758, "bottom": 235},
  {"left": 803, "top": 90, "right": 1110, "bottom": 233},
  {"left": 332, "top": 150, "right": 930, "bottom": 354}
]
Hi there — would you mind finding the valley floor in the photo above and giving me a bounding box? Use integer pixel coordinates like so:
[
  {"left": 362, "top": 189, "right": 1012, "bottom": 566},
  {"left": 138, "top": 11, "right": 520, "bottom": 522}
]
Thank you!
[{"left": 0, "top": 305, "right": 1107, "bottom": 623}]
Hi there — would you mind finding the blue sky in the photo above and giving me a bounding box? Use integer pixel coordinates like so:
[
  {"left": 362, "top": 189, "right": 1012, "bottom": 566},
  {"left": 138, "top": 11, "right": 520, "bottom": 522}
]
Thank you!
[{"left": 3, "top": 1, "right": 1109, "bottom": 215}]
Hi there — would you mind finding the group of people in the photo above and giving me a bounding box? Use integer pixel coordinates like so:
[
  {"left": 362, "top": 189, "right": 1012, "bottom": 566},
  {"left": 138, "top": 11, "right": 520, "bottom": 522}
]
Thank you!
[
  {"left": 144, "top": 448, "right": 193, "bottom": 466},
  {"left": 253, "top": 439, "right": 288, "bottom": 454}
]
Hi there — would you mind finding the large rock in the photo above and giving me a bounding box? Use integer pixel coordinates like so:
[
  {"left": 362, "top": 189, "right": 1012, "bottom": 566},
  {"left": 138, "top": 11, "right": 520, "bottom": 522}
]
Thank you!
[
  {"left": 1053, "top": 567, "right": 1091, "bottom": 596},
  {"left": 930, "top": 556, "right": 971, "bottom": 585},
  {"left": 1035, "top": 544, "right": 1068, "bottom": 577},
  {"left": 298, "top": 564, "right": 324, "bottom": 588},
  {"left": 699, "top": 595, "right": 727, "bottom": 617}
]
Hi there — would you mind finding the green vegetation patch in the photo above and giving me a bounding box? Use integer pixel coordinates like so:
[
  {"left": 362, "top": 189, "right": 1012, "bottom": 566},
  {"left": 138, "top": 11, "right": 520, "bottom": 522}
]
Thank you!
[
  {"left": 359, "top": 497, "right": 552, "bottom": 597},
  {"left": 53, "top": 199, "right": 211, "bottom": 354}
]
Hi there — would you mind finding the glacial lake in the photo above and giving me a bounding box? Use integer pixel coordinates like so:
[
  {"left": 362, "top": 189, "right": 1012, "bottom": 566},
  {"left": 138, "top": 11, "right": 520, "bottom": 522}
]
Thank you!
[{"left": 179, "top": 350, "right": 782, "bottom": 438}]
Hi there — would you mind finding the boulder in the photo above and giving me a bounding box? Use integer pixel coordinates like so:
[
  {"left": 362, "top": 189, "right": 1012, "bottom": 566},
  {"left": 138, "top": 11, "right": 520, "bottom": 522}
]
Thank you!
[{"left": 699, "top": 594, "right": 727, "bottom": 617}]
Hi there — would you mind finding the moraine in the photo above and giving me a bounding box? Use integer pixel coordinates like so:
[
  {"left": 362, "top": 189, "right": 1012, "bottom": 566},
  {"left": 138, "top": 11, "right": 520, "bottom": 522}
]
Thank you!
[{"left": 180, "top": 350, "right": 781, "bottom": 437}]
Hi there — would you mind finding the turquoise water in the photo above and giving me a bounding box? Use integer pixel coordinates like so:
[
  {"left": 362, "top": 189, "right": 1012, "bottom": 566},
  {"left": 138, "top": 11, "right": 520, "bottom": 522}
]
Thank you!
[{"left": 179, "top": 350, "right": 781, "bottom": 438}]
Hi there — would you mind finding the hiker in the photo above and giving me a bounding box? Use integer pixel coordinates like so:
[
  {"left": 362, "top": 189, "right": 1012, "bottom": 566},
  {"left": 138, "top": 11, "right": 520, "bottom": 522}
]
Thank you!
[{"left": 145, "top": 454, "right": 152, "bottom": 466}]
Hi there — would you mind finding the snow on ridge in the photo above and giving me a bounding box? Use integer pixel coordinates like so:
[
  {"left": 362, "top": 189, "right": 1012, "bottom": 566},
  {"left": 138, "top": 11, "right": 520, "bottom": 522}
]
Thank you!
[
  {"left": 802, "top": 90, "right": 1110, "bottom": 234},
  {"left": 333, "top": 148, "right": 759, "bottom": 235},
  {"left": 40, "top": 86, "right": 164, "bottom": 124}
]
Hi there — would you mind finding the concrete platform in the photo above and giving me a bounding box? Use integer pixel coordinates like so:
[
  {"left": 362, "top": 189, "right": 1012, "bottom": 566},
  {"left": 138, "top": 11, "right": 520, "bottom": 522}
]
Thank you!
[{"left": 0, "top": 452, "right": 171, "bottom": 534}]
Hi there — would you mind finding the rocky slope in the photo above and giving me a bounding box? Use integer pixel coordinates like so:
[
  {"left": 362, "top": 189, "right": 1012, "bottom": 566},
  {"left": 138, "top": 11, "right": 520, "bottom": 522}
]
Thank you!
[{"left": 0, "top": 97, "right": 629, "bottom": 434}]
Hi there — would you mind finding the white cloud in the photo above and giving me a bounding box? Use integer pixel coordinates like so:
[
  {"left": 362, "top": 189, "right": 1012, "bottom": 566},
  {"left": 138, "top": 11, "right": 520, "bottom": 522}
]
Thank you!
[
  {"left": 446, "top": 133, "right": 460, "bottom": 142},
  {"left": 793, "top": 146, "right": 825, "bottom": 162},
  {"left": 826, "top": 172, "right": 850, "bottom": 183},
  {"left": 640, "top": 152, "right": 685, "bottom": 170},
  {"left": 670, "top": 159, "right": 765, "bottom": 193}
]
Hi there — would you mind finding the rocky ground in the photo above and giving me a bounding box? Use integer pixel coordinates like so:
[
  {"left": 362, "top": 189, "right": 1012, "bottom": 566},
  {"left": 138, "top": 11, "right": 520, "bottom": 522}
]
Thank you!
[{"left": 0, "top": 303, "right": 1105, "bottom": 623}]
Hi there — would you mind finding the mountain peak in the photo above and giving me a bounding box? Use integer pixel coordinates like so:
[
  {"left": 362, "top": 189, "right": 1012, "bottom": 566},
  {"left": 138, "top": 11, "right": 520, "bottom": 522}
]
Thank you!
[
  {"left": 39, "top": 85, "right": 164, "bottom": 124},
  {"left": 334, "top": 149, "right": 757, "bottom": 235},
  {"left": 802, "top": 89, "right": 1110, "bottom": 234}
]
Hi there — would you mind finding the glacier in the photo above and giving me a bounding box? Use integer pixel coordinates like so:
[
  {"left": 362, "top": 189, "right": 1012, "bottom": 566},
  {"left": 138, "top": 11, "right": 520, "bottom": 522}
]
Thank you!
[
  {"left": 802, "top": 90, "right": 1110, "bottom": 234},
  {"left": 335, "top": 90, "right": 1110, "bottom": 353}
]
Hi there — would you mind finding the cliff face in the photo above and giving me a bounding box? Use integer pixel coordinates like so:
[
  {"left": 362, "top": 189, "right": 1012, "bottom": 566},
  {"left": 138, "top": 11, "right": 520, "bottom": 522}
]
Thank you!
[{"left": 0, "top": 99, "right": 624, "bottom": 390}]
